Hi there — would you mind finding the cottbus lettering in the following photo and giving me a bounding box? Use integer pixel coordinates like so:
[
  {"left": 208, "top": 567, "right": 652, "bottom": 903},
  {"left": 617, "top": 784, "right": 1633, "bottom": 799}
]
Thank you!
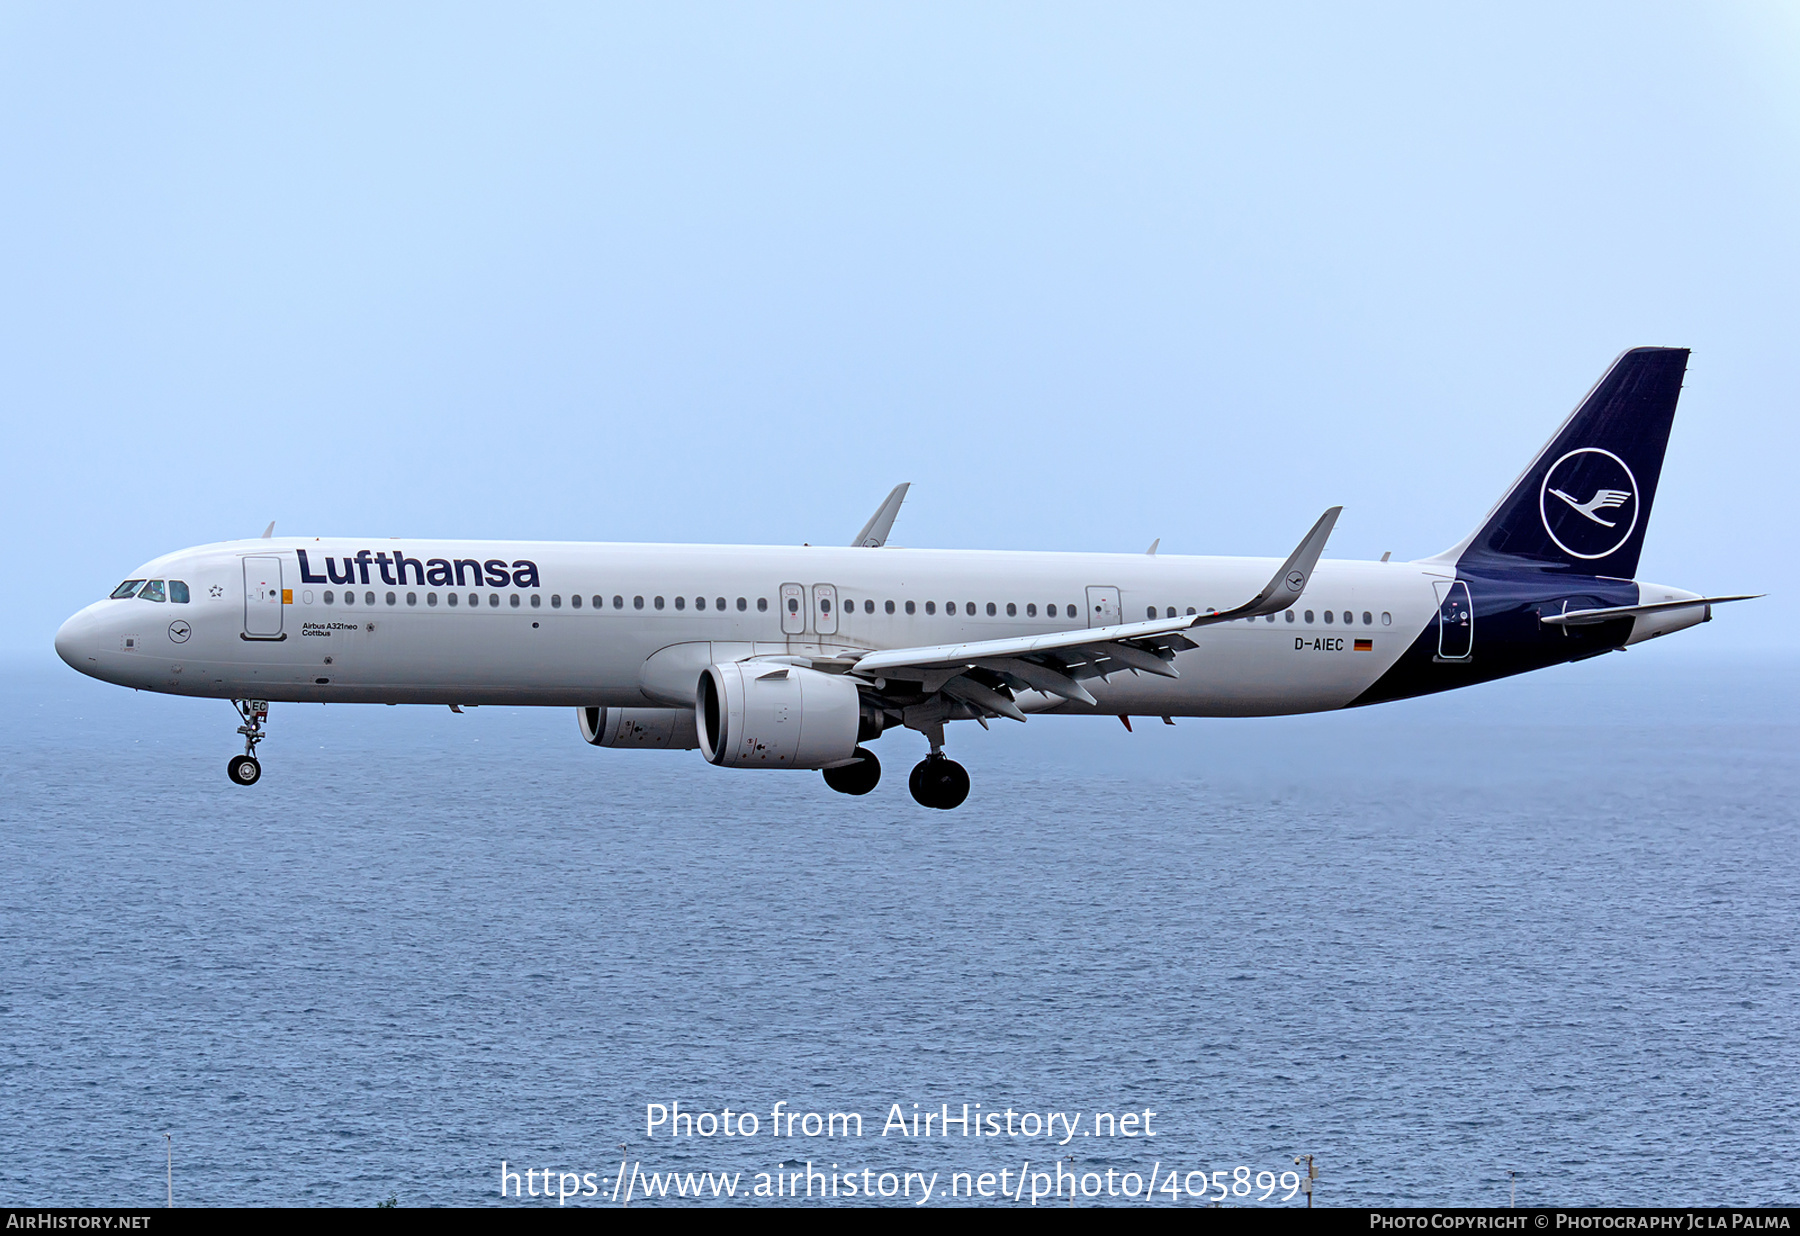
[{"left": 298, "top": 549, "right": 544, "bottom": 590}]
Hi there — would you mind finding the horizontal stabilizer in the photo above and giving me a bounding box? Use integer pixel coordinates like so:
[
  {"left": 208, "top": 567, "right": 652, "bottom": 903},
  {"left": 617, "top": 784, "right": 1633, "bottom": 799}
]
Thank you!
[{"left": 1540, "top": 594, "right": 1759, "bottom": 626}]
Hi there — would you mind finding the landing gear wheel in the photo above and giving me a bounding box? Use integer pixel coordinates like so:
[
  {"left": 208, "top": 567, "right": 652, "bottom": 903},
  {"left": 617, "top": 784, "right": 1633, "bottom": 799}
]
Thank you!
[
  {"left": 227, "top": 754, "right": 262, "bottom": 786},
  {"left": 908, "top": 756, "right": 969, "bottom": 810},
  {"left": 823, "top": 747, "right": 881, "bottom": 796}
]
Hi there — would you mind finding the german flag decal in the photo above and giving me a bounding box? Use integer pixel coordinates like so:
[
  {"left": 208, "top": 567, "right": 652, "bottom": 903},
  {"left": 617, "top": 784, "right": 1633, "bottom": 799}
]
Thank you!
[{"left": 1354, "top": 638, "right": 1373, "bottom": 652}]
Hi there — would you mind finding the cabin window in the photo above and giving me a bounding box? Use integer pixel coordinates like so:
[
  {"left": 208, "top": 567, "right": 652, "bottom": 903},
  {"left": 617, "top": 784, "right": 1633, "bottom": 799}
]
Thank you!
[
  {"left": 756, "top": 597, "right": 768, "bottom": 612},
  {"left": 427, "top": 593, "right": 438, "bottom": 607},
  {"left": 1362, "top": 611, "right": 1372, "bottom": 625},
  {"left": 1168, "top": 607, "right": 1178, "bottom": 618},
  {"left": 386, "top": 592, "right": 397, "bottom": 606},
  {"left": 865, "top": 599, "right": 875, "bottom": 614},
  {"left": 787, "top": 597, "right": 800, "bottom": 614},
  {"left": 110, "top": 580, "right": 145, "bottom": 599},
  {"left": 925, "top": 601, "right": 936, "bottom": 615},
  {"left": 1323, "top": 610, "right": 1334, "bottom": 623},
  {"left": 468, "top": 594, "right": 478, "bottom": 607},
  {"left": 633, "top": 596, "right": 644, "bottom": 610},
  {"left": 820, "top": 598, "right": 831, "bottom": 614},
  {"left": 1342, "top": 611, "right": 1352, "bottom": 625},
  {"left": 324, "top": 590, "right": 336, "bottom": 604},
  {"left": 530, "top": 594, "right": 541, "bottom": 609},
  {"left": 487, "top": 594, "right": 498, "bottom": 608},
  {"left": 169, "top": 581, "right": 190, "bottom": 603},
  {"left": 1285, "top": 610, "right": 1295, "bottom": 622},
  {"left": 1265, "top": 614, "right": 1276, "bottom": 622},
  {"left": 444, "top": 592, "right": 455, "bottom": 607},
  {"left": 1381, "top": 612, "right": 1392, "bottom": 625},
  {"left": 905, "top": 600, "right": 915, "bottom": 614},
  {"left": 1026, "top": 603, "right": 1037, "bottom": 617},
  {"left": 1304, "top": 610, "right": 1314, "bottom": 623},
  {"left": 885, "top": 600, "right": 895, "bottom": 614},
  {"left": 1004, "top": 602, "right": 1015, "bottom": 617},
  {"left": 697, "top": 596, "right": 708, "bottom": 610},
  {"left": 674, "top": 596, "right": 686, "bottom": 611},
  {"left": 1147, "top": 606, "right": 1156, "bottom": 619},
  {"left": 406, "top": 592, "right": 417, "bottom": 607},
  {"left": 551, "top": 594, "right": 562, "bottom": 608},
  {"left": 654, "top": 596, "right": 664, "bottom": 610},
  {"left": 613, "top": 596, "right": 623, "bottom": 609},
  {"left": 138, "top": 580, "right": 166, "bottom": 603},
  {"left": 737, "top": 597, "right": 747, "bottom": 611},
  {"left": 986, "top": 602, "right": 997, "bottom": 616},
  {"left": 945, "top": 602, "right": 957, "bottom": 615}
]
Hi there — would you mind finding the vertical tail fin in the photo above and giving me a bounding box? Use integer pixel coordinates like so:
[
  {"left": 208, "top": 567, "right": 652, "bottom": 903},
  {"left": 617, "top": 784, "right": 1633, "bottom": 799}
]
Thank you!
[{"left": 1443, "top": 346, "right": 1689, "bottom": 578}]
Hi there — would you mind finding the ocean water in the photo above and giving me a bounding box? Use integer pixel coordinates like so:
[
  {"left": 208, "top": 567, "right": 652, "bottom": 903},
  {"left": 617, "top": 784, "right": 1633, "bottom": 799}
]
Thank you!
[{"left": 2, "top": 648, "right": 1795, "bottom": 1208}]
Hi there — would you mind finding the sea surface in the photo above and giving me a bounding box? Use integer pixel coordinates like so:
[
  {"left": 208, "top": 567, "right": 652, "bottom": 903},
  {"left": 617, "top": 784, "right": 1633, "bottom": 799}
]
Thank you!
[{"left": 3, "top": 648, "right": 1795, "bottom": 1208}]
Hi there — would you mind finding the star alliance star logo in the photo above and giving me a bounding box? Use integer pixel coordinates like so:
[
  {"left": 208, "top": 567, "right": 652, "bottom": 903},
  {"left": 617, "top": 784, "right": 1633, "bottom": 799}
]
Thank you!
[{"left": 209, "top": 585, "right": 224, "bottom": 598}]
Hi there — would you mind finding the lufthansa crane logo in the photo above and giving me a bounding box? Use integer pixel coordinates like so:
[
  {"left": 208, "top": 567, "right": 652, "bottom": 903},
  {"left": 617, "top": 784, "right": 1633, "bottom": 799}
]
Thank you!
[{"left": 1539, "top": 447, "right": 1639, "bottom": 560}]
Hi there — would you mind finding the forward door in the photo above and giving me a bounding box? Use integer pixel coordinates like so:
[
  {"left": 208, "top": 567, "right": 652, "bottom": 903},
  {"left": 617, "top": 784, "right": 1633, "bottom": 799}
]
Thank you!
[{"left": 243, "top": 556, "right": 286, "bottom": 640}]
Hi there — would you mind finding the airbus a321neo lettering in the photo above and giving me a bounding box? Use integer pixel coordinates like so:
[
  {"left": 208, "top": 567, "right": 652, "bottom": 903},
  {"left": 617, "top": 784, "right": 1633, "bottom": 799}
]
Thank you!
[{"left": 56, "top": 348, "right": 1752, "bottom": 809}]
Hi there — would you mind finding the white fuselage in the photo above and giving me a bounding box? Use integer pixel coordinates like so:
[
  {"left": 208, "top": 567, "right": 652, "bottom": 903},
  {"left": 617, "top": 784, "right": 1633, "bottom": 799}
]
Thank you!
[{"left": 57, "top": 537, "right": 1463, "bottom": 717}]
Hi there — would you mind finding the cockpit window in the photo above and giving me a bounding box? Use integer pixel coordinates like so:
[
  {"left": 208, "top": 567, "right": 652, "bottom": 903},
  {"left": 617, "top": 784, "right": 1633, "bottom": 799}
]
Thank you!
[
  {"left": 168, "top": 580, "right": 190, "bottom": 604},
  {"left": 138, "top": 580, "right": 166, "bottom": 603},
  {"left": 110, "top": 580, "right": 145, "bottom": 599}
]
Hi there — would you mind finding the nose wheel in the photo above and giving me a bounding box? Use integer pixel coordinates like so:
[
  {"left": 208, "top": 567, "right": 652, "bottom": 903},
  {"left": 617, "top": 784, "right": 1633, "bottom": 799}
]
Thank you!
[
  {"left": 228, "top": 699, "right": 268, "bottom": 786},
  {"left": 823, "top": 747, "right": 881, "bottom": 796},
  {"left": 909, "top": 754, "right": 969, "bottom": 810}
]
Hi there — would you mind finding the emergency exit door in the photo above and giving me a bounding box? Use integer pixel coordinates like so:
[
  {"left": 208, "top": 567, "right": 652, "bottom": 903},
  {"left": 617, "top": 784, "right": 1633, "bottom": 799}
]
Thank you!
[
  {"left": 1086, "top": 585, "right": 1121, "bottom": 627},
  {"left": 779, "top": 583, "right": 806, "bottom": 635},
  {"left": 243, "top": 556, "right": 286, "bottom": 640}
]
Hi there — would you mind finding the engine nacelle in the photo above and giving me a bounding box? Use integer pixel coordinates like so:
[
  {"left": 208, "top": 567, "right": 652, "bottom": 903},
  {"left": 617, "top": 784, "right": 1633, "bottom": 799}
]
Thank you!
[
  {"left": 578, "top": 706, "right": 700, "bottom": 749},
  {"left": 696, "top": 662, "right": 862, "bottom": 769}
]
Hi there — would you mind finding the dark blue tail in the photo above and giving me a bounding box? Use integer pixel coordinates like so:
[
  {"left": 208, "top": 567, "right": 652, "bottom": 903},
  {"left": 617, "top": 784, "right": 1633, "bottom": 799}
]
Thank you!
[{"left": 1449, "top": 347, "right": 1689, "bottom": 579}]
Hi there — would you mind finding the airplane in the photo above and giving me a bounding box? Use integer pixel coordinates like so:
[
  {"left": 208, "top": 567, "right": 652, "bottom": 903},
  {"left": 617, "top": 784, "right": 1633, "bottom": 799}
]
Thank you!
[{"left": 54, "top": 347, "right": 1754, "bottom": 809}]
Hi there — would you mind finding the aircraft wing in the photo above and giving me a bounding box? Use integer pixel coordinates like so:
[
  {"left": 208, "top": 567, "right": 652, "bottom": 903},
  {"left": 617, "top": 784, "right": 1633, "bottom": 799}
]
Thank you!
[
  {"left": 842, "top": 507, "right": 1341, "bottom": 717},
  {"left": 851, "top": 483, "right": 910, "bottom": 547}
]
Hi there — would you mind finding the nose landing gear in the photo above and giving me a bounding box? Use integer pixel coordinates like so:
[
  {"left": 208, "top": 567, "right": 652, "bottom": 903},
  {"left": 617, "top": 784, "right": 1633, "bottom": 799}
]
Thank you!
[{"left": 227, "top": 699, "right": 268, "bottom": 785}]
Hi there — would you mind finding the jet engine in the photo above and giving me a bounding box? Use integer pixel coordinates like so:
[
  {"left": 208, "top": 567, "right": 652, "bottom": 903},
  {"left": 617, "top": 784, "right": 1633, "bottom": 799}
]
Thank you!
[
  {"left": 578, "top": 706, "right": 700, "bottom": 750},
  {"left": 696, "top": 662, "right": 864, "bottom": 769}
]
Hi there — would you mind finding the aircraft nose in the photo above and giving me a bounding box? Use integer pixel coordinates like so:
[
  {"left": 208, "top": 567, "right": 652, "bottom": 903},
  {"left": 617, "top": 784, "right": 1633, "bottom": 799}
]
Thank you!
[{"left": 55, "top": 604, "right": 107, "bottom": 674}]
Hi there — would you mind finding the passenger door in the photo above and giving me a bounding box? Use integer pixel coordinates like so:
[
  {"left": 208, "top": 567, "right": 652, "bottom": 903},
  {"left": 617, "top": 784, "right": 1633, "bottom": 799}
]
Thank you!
[
  {"left": 1435, "top": 579, "right": 1473, "bottom": 660},
  {"left": 1085, "top": 585, "right": 1121, "bottom": 628},
  {"left": 242, "top": 556, "right": 286, "bottom": 640}
]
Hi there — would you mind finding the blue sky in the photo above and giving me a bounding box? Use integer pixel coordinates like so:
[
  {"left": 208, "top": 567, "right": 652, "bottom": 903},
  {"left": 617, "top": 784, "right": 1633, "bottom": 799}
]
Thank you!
[{"left": 3, "top": 3, "right": 1795, "bottom": 655}]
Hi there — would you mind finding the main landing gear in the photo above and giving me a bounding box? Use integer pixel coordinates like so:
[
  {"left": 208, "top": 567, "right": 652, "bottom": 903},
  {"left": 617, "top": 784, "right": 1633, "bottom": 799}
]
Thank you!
[
  {"left": 909, "top": 753, "right": 969, "bottom": 810},
  {"left": 227, "top": 699, "right": 268, "bottom": 786},
  {"left": 823, "top": 747, "right": 881, "bottom": 796}
]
